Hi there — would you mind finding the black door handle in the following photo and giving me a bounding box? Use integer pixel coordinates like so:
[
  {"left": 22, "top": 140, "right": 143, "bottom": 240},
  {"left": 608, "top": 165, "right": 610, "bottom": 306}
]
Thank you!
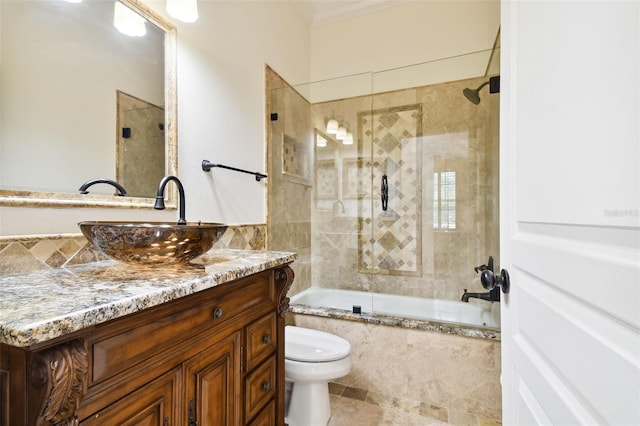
[
  {"left": 481, "top": 269, "right": 510, "bottom": 294},
  {"left": 381, "top": 175, "right": 388, "bottom": 211}
]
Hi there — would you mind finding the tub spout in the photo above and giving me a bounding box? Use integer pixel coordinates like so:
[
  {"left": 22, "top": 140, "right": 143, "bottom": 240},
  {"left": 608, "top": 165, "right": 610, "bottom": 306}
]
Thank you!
[{"left": 461, "top": 287, "right": 500, "bottom": 303}]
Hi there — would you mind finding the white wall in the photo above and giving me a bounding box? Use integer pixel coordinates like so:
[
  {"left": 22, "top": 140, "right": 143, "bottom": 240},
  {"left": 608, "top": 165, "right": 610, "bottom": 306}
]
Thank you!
[
  {"left": 0, "top": 0, "right": 310, "bottom": 236},
  {"left": 308, "top": 0, "right": 499, "bottom": 88}
]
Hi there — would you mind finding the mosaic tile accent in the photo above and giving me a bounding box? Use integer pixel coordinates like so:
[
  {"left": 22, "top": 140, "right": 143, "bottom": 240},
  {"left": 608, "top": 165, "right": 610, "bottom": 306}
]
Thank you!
[
  {"left": 213, "top": 223, "right": 267, "bottom": 251},
  {"left": 358, "top": 104, "right": 423, "bottom": 276},
  {"left": 0, "top": 224, "right": 267, "bottom": 275}
]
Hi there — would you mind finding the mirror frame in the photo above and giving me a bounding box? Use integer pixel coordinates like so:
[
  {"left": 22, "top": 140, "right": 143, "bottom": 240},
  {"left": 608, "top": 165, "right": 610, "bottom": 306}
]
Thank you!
[{"left": 0, "top": 0, "right": 178, "bottom": 209}]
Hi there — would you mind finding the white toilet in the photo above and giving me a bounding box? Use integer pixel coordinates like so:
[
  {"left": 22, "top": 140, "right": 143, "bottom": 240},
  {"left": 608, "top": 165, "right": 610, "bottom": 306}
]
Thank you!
[{"left": 285, "top": 326, "right": 352, "bottom": 426}]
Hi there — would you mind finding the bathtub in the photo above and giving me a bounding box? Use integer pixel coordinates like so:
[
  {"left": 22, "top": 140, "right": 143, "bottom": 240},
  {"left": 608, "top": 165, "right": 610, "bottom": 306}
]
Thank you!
[{"left": 290, "top": 287, "right": 500, "bottom": 330}]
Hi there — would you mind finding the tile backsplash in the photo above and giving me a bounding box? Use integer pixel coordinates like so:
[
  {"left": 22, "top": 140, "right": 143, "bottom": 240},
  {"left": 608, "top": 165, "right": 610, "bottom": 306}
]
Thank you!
[{"left": 0, "top": 224, "right": 266, "bottom": 275}]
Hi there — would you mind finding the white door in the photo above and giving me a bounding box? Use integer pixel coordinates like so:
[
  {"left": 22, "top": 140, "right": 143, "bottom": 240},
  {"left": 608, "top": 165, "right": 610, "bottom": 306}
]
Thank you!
[{"left": 501, "top": 1, "right": 640, "bottom": 425}]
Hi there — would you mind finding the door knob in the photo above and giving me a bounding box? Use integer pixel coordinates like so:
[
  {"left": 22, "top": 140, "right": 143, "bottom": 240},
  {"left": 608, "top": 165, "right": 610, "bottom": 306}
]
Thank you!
[{"left": 480, "top": 269, "right": 510, "bottom": 294}]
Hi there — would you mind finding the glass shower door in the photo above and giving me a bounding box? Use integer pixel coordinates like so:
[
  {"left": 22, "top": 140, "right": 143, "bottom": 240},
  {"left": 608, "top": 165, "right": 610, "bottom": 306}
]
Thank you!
[{"left": 366, "top": 58, "right": 501, "bottom": 324}]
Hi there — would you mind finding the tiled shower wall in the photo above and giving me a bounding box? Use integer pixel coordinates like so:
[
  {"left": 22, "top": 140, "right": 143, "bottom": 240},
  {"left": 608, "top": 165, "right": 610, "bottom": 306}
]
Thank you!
[
  {"left": 0, "top": 224, "right": 266, "bottom": 275},
  {"left": 266, "top": 66, "right": 312, "bottom": 296},
  {"left": 311, "top": 77, "right": 500, "bottom": 301}
]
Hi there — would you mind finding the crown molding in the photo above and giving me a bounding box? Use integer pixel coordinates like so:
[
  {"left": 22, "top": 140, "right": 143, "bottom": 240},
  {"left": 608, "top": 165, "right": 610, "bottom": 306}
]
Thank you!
[{"left": 310, "top": 0, "right": 410, "bottom": 27}]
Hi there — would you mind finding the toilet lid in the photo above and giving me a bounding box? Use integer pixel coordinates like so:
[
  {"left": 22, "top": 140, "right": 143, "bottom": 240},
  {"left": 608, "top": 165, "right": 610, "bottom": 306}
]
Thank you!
[{"left": 285, "top": 326, "right": 351, "bottom": 362}]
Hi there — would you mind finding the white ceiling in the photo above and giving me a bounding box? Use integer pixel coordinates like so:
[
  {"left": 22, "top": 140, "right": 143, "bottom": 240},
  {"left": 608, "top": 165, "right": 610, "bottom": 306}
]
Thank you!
[{"left": 299, "top": 0, "right": 410, "bottom": 27}]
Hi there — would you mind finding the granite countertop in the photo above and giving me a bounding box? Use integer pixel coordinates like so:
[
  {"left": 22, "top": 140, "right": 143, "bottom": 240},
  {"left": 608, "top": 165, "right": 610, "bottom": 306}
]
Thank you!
[{"left": 0, "top": 249, "right": 296, "bottom": 348}]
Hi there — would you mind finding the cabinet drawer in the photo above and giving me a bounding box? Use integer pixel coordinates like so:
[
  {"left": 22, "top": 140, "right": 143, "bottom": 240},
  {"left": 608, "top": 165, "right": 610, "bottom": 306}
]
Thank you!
[
  {"left": 248, "top": 399, "right": 275, "bottom": 426},
  {"left": 90, "top": 273, "right": 272, "bottom": 384},
  {"left": 245, "top": 357, "right": 276, "bottom": 422},
  {"left": 246, "top": 314, "right": 276, "bottom": 371}
]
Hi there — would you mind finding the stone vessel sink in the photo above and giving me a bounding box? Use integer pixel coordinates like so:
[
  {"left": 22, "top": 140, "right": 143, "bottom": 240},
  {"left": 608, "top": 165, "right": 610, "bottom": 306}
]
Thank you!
[{"left": 79, "top": 221, "right": 227, "bottom": 265}]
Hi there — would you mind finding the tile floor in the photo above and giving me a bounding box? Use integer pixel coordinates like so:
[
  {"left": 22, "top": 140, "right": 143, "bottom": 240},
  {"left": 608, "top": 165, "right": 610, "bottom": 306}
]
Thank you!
[
  {"left": 327, "top": 383, "right": 502, "bottom": 426},
  {"left": 328, "top": 394, "right": 448, "bottom": 425}
]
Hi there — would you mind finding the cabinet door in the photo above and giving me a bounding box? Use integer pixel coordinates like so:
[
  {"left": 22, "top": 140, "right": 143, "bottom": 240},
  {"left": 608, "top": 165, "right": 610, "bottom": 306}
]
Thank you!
[
  {"left": 184, "top": 331, "right": 241, "bottom": 426},
  {"left": 81, "top": 367, "right": 180, "bottom": 426},
  {"left": 248, "top": 400, "right": 275, "bottom": 426}
]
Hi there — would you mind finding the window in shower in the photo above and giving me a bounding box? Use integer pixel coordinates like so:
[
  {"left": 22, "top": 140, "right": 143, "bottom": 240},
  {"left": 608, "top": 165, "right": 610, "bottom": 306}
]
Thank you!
[{"left": 433, "top": 171, "right": 456, "bottom": 230}]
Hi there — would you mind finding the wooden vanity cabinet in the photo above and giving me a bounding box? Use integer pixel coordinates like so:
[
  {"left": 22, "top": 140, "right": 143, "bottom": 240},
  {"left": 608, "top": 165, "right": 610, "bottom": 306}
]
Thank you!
[{"left": 0, "top": 265, "right": 293, "bottom": 426}]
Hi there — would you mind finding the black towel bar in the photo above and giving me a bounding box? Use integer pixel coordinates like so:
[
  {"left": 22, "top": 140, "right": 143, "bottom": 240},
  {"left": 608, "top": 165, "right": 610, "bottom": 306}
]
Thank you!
[{"left": 202, "top": 160, "right": 267, "bottom": 181}]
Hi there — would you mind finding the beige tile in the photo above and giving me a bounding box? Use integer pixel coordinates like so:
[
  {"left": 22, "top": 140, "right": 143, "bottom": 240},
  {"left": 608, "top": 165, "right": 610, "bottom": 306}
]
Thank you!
[
  {"left": 342, "top": 386, "right": 368, "bottom": 401},
  {"left": 29, "top": 240, "right": 58, "bottom": 261},
  {"left": 448, "top": 410, "right": 480, "bottom": 426},
  {"left": 57, "top": 238, "right": 82, "bottom": 258},
  {"left": 478, "top": 417, "right": 502, "bottom": 426},
  {"left": 330, "top": 394, "right": 449, "bottom": 426},
  {"left": 45, "top": 251, "right": 67, "bottom": 268},
  {"left": 329, "top": 382, "right": 346, "bottom": 396},
  {"left": 329, "top": 395, "right": 384, "bottom": 426},
  {"left": 0, "top": 242, "right": 45, "bottom": 273}
]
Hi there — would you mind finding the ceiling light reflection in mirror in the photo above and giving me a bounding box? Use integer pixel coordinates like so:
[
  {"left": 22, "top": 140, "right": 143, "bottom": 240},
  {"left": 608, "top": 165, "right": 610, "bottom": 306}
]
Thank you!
[{"left": 114, "top": 1, "right": 147, "bottom": 37}]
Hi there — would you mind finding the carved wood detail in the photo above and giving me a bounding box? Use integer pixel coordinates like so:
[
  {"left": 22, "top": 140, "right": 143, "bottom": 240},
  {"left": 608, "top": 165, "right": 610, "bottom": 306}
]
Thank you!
[
  {"left": 29, "top": 340, "right": 88, "bottom": 426},
  {"left": 275, "top": 265, "right": 294, "bottom": 318}
]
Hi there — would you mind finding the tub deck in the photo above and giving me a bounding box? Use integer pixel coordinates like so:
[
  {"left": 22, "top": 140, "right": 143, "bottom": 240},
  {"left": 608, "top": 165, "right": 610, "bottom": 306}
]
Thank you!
[{"left": 289, "top": 288, "right": 501, "bottom": 340}]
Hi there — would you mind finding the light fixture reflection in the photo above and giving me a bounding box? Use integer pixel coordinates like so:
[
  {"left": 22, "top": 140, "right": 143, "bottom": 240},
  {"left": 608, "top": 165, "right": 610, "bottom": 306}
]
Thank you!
[
  {"left": 114, "top": 1, "right": 147, "bottom": 37},
  {"left": 343, "top": 132, "right": 354, "bottom": 145},
  {"left": 326, "top": 119, "right": 339, "bottom": 135},
  {"left": 336, "top": 126, "right": 347, "bottom": 140},
  {"left": 167, "top": 0, "right": 199, "bottom": 22}
]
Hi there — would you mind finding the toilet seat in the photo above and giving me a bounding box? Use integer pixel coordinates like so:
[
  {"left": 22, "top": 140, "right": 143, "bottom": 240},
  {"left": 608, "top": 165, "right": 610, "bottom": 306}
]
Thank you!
[
  {"left": 285, "top": 326, "right": 351, "bottom": 362},
  {"left": 285, "top": 356, "right": 352, "bottom": 382}
]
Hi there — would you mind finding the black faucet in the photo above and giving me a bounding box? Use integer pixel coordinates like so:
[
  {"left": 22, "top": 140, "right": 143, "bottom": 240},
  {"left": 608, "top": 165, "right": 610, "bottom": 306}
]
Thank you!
[
  {"left": 154, "top": 175, "right": 186, "bottom": 225},
  {"left": 462, "top": 287, "right": 500, "bottom": 302},
  {"left": 79, "top": 178, "right": 127, "bottom": 196},
  {"left": 462, "top": 256, "right": 499, "bottom": 302}
]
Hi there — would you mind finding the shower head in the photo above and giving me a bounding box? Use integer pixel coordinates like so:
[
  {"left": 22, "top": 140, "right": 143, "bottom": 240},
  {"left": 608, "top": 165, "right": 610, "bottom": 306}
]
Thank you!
[
  {"left": 463, "top": 87, "right": 482, "bottom": 105},
  {"left": 463, "top": 81, "right": 490, "bottom": 105}
]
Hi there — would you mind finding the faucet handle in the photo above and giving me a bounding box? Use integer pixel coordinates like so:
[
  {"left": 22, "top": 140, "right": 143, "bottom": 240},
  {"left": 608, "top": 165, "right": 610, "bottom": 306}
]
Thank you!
[
  {"left": 474, "top": 256, "right": 495, "bottom": 274},
  {"left": 474, "top": 264, "right": 488, "bottom": 273},
  {"left": 480, "top": 269, "right": 510, "bottom": 294}
]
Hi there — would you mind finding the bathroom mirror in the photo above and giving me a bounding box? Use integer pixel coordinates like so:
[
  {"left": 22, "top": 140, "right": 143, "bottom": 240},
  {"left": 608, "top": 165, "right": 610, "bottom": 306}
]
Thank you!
[{"left": 0, "top": 0, "right": 177, "bottom": 209}]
